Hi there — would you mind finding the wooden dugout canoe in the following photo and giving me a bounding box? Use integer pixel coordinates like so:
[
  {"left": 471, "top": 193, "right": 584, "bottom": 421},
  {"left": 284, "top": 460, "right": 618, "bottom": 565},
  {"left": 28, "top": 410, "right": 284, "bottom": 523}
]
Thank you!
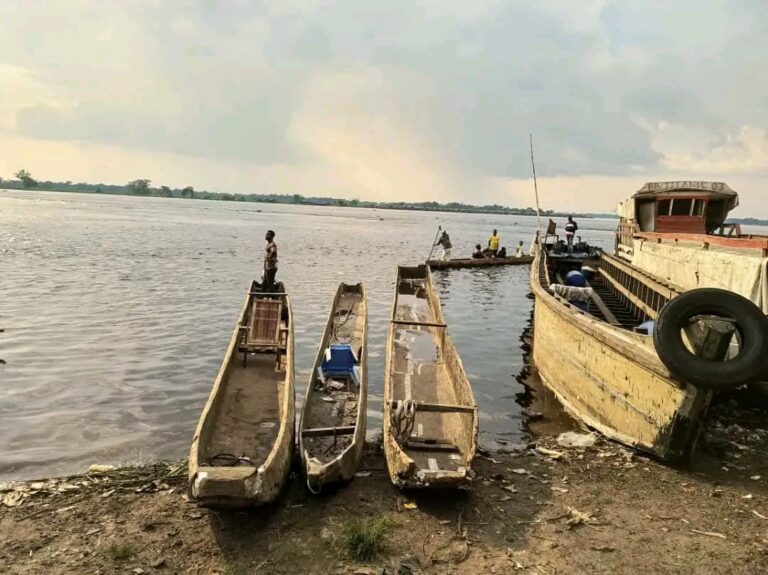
[
  {"left": 299, "top": 283, "right": 368, "bottom": 490},
  {"left": 427, "top": 255, "right": 533, "bottom": 270},
  {"left": 530, "top": 245, "right": 712, "bottom": 460},
  {"left": 384, "top": 265, "right": 478, "bottom": 488},
  {"left": 189, "top": 281, "right": 294, "bottom": 508}
]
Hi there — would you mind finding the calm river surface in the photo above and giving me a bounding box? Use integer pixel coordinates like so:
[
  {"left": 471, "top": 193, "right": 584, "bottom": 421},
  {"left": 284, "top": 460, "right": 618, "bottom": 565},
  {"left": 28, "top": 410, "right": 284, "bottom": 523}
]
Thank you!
[{"left": 1, "top": 190, "right": 623, "bottom": 480}]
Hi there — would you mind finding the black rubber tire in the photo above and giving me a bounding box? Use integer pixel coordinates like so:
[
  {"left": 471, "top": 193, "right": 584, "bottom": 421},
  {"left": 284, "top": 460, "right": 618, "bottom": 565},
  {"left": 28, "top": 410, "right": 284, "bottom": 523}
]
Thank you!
[{"left": 654, "top": 288, "right": 768, "bottom": 390}]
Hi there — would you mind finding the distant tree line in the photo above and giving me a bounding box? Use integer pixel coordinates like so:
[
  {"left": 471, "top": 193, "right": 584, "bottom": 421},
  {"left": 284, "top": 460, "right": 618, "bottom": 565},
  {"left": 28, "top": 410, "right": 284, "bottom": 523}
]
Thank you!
[{"left": 2, "top": 169, "right": 607, "bottom": 218}]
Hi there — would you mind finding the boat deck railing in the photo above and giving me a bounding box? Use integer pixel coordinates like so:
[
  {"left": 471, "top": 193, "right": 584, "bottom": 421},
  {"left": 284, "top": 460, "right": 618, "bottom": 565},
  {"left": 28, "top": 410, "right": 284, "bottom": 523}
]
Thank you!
[{"left": 628, "top": 230, "right": 768, "bottom": 256}]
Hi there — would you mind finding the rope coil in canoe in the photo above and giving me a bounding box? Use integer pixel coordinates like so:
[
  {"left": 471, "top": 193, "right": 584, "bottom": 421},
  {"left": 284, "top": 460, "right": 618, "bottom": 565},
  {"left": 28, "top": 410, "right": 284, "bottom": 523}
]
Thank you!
[
  {"left": 391, "top": 399, "right": 417, "bottom": 443},
  {"left": 206, "top": 453, "right": 254, "bottom": 467}
]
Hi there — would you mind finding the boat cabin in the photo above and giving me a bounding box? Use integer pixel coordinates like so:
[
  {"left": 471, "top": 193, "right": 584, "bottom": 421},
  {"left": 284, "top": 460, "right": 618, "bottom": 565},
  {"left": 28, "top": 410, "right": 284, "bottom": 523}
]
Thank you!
[
  {"left": 617, "top": 181, "right": 738, "bottom": 236},
  {"left": 614, "top": 182, "right": 768, "bottom": 311},
  {"left": 616, "top": 180, "right": 768, "bottom": 258}
]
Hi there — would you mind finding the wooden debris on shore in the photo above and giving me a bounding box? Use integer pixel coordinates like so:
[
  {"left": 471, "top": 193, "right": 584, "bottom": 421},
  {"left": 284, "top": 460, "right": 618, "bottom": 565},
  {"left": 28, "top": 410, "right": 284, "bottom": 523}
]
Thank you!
[{"left": 1, "top": 460, "right": 187, "bottom": 512}]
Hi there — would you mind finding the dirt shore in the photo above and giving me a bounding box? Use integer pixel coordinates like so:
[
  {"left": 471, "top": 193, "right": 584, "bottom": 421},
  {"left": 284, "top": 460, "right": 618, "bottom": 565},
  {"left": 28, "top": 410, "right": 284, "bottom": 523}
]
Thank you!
[{"left": 2, "top": 388, "right": 768, "bottom": 575}]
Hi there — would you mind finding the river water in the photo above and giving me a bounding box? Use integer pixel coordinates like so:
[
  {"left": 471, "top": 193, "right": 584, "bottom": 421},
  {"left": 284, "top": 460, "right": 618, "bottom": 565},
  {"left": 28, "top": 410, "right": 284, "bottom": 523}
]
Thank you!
[{"left": 1, "top": 190, "right": 622, "bottom": 480}]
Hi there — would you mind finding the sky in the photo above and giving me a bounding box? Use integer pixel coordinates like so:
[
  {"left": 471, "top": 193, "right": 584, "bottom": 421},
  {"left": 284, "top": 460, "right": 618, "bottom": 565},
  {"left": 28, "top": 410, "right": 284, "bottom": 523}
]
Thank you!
[{"left": 1, "top": 0, "right": 767, "bottom": 215}]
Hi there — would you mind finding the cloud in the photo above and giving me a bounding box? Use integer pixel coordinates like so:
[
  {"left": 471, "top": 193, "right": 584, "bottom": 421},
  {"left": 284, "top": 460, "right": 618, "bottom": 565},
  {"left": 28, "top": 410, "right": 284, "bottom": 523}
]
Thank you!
[
  {"left": 646, "top": 124, "right": 768, "bottom": 175},
  {"left": 0, "top": 0, "right": 767, "bottom": 214},
  {"left": 287, "top": 68, "right": 467, "bottom": 202}
]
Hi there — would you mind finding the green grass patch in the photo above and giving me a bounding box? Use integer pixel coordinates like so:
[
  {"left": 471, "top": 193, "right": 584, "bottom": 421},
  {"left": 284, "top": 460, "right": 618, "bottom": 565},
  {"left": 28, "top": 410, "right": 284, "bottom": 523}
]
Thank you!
[
  {"left": 335, "top": 514, "right": 391, "bottom": 561},
  {"left": 105, "top": 542, "right": 135, "bottom": 562}
]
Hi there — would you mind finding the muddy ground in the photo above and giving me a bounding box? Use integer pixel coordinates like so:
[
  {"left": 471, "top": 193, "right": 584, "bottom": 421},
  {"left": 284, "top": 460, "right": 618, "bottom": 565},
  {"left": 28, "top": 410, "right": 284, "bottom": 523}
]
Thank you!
[{"left": 2, "top": 387, "right": 768, "bottom": 575}]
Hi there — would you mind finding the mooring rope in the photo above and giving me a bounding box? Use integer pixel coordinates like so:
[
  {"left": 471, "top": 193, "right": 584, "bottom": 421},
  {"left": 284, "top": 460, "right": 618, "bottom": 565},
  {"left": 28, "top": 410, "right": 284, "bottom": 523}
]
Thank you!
[
  {"left": 306, "top": 475, "right": 322, "bottom": 495},
  {"left": 206, "top": 453, "right": 254, "bottom": 467},
  {"left": 391, "top": 399, "right": 417, "bottom": 443}
]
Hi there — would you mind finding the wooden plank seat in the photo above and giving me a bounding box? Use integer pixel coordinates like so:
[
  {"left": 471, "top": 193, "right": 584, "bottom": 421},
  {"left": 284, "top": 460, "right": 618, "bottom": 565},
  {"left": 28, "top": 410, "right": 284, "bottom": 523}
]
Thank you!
[
  {"left": 391, "top": 320, "right": 448, "bottom": 329},
  {"left": 301, "top": 425, "right": 356, "bottom": 438},
  {"left": 388, "top": 401, "right": 475, "bottom": 413},
  {"left": 405, "top": 438, "right": 460, "bottom": 452},
  {"left": 239, "top": 298, "right": 287, "bottom": 367},
  {"left": 244, "top": 299, "right": 283, "bottom": 347}
]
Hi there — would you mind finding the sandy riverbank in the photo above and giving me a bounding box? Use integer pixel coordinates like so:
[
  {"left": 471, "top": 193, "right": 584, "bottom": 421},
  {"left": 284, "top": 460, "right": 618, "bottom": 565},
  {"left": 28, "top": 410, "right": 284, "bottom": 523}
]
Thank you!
[{"left": 2, "top": 388, "right": 767, "bottom": 575}]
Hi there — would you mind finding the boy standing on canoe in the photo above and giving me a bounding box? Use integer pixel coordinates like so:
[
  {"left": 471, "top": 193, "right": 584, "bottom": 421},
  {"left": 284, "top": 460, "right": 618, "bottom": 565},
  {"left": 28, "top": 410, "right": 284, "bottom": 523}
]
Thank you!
[{"left": 263, "top": 230, "right": 278, "bottom": 290}]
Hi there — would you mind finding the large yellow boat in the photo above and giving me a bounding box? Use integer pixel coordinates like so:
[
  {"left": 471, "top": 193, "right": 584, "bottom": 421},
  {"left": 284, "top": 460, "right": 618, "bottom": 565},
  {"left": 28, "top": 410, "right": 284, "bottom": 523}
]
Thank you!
[{"left": 530, "top": 230, "right": 767, "bottom": 460}]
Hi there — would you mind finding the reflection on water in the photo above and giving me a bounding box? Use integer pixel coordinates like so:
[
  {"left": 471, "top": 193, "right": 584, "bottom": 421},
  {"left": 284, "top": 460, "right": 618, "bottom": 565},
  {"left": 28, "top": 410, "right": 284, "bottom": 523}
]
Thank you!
[
  {"left": 403, "top": 330, "right": 438, "bottom": 365},
  {"left": 0, "top": 190, "right": 623, "bottom": 479},
  {"left": 514, "top": 320, "right": 581, "bottom": 438},
  {"left": 395, "top": 292, "right": 430, "bottom": 323}
]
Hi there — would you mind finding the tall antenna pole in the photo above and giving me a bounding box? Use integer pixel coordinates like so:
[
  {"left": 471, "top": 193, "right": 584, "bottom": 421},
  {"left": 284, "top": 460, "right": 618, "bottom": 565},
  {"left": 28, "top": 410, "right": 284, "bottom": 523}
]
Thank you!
[{"left": 529, "top": 133, "right": 541, "bottom": 237}]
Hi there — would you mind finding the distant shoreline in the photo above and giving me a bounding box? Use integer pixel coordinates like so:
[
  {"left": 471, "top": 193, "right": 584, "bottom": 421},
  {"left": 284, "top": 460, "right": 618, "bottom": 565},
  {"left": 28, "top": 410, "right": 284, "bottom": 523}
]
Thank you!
[
  {"left": 6, "top": 181, "right": 765, "bottom": 224},
  {"left": 0, "top": 180, "right": 616, "bottom": 219},
  {"left": 729, "top": 217, "right": 768, "bottom": 226}
]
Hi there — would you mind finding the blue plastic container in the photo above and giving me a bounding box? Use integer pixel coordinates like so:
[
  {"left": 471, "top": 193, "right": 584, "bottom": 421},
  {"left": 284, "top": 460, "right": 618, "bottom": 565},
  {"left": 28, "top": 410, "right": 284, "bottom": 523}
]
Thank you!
[{"left": 566, "top": 270, "right": 587, "bottom": 287}]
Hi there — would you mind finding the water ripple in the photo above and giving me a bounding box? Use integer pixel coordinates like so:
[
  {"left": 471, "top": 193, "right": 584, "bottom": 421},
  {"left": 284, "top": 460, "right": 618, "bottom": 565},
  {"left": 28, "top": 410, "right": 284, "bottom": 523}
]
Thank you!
[{"left": 0, "top": 189, "right": 625, "bottom": 479}]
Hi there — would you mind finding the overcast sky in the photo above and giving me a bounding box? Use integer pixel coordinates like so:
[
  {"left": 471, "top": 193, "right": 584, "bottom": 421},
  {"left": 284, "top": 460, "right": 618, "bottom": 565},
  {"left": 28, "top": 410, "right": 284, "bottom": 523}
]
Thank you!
[{"left": 1, "top": 1, "right": 767, "bottom": 214}]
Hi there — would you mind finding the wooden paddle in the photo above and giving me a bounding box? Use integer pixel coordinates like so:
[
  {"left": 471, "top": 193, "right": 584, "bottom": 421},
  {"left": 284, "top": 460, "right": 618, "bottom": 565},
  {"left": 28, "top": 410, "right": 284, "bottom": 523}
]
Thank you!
[{"left": 426, "top": 225, "right": 442, "bottom": 262}]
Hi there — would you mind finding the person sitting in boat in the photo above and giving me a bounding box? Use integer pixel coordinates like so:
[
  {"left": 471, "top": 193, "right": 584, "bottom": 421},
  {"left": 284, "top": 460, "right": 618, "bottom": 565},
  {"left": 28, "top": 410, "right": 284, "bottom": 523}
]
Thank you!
[
  {"left": 556, "top": 270, "right": 591, "bottom": 312},
  {"left": 565, "top": 216, "right": 578, "bottom": 254},
  {"left": 497, "top": 246, "right": 507, "bottom": 258},
  {"left": 487, "top": 229, "right": 501, "bottom": 256},
  {"left": 515, "top": 241, "right": 525, "bottom": 258},
  {"left": 472, "top": 244, "right": 486, "bottom": 259},
  {"left": 263, "top": 230, "right": 278, "bottom": 291},
  {"left": 548, "top": 281, "right": 593, "bottom": 313},
  {"left": 434, "top": 229, "right": 452, "bottom": 261}
]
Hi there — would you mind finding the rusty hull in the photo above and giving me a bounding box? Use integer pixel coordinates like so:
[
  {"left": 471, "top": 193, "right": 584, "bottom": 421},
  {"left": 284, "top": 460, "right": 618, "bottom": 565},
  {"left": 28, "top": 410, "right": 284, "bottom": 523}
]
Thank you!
[{"left": 530, "top": 248, "right": 711, "bottom": 460}]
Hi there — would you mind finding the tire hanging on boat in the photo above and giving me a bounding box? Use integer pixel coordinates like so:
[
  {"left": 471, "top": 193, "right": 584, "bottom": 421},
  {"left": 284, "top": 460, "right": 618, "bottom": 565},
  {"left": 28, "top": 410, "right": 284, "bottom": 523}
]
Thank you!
[{"left": 653, "top": 288, "right": 768, "bottom": 390}]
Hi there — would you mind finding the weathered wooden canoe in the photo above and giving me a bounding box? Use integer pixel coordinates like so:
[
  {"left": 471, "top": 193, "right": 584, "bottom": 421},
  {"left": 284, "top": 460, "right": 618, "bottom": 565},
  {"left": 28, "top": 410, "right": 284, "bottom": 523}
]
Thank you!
[
  {"left": 427, "top": 255, "right": 533, "bottom": 270},
  {"left": 299, "top": 283, "right": 368, "bottom": 491},
  {"left": 530, "top": 245, "right": 712, "bottom": 460},
  {"left": 189, "top": 281, "right": 294, "bottom": 507},
  {"left": 384, "top": 265, "right": 478, "bottom": 488}
]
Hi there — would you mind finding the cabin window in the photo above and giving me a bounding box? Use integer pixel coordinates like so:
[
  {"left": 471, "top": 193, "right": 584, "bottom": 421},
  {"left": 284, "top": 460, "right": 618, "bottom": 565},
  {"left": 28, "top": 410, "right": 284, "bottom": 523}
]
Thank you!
[
  {"left": 657, "top": 199, "right": 672, "bottom": 216},
  {"left": 670, "top": 198, "right": 693, "bottom": 216},
  {"left": 691, "top": 199, "right": 705, "bottom": 216},
  {"left": 637, "top": 201, "right": 655, "bottom": 231}
]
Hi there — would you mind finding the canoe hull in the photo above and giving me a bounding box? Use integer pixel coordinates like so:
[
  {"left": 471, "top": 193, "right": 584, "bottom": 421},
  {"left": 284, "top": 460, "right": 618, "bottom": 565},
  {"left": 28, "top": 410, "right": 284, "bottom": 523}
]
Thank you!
[
  {"left": 530, "top": 248, "right": 710, "bottom": 460},
  {"left": 188, "top": 281, "right": 295, "bottom": 508},
  {"left": 299, "top": 283, "right": 368, "bottom": 489},
  {"left": 427, "top": 256, "right": 533, "bottom": 270},
  {"left": 384, "top": 265, "right": 478, "bottom": 488}
]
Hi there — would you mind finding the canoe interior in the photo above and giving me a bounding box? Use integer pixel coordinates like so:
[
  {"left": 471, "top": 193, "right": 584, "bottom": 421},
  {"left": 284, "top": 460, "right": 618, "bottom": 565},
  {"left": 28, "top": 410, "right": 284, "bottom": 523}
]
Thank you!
[
  {"left": 189, "top": 281, "right": 294, "bottom": 506},
  {"left": 199, "top": 357, "right": 284, "bottom": 466},
  {"left": 385, "top": 265, "right": 478, "bottom": 487},
  {"left": 301, "top": 283, "right": 367, "bottom": 480}
]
